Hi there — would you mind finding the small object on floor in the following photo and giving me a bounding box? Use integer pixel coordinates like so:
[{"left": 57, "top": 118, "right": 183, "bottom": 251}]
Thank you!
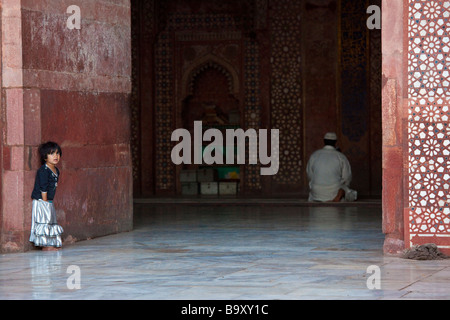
[{"left": 401, "top": 243, "right": 448, "bottom": 260}]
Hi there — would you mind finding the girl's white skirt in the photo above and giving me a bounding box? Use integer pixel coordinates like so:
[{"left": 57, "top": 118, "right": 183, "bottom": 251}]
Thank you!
[{"left": 29, "top": 199, "right": 64, "bottom": 248}]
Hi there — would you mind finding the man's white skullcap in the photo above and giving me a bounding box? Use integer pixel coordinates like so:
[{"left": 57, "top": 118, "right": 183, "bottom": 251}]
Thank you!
[{"left": 324, "top": 132, "right": 337, "bottom": 140}]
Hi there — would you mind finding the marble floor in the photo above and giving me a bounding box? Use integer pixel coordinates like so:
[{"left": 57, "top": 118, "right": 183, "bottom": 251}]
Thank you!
[{"left": 0, "top": 201, "right": 449, "bottom": 300}]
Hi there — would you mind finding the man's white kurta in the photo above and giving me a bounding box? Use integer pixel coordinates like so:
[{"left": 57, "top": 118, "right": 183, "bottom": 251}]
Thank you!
[{"left": 306, "top": 145, "right": 355, "bottom": 202}]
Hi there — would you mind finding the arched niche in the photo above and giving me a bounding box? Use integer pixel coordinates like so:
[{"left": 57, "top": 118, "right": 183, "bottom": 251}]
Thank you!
[
  {"left": 180, "top": 55, "right": 241, "bottom": 133},
  {"left": 178, "top": 55, "right": 241, "bottom": 179}
]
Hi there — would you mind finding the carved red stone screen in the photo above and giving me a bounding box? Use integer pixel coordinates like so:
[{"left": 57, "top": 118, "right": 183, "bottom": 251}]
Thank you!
[{"left": 407, "top": 0, "right": 450, "bottom": 252}]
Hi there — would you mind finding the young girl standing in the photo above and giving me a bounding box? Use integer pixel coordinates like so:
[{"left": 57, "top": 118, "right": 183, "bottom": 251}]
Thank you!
[{"left": 29, "top": 141, "right": 64, "bottom": 251}]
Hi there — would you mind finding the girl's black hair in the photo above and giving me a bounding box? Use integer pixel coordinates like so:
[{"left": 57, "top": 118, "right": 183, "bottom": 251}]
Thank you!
[{"left": 38, "top": 141, "right": 62, "bottom": 164}]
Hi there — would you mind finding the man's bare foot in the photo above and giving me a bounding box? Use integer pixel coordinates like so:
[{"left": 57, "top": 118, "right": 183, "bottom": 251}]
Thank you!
[{"left": 331, "top": 189, "right": 345, "bottom": 202}]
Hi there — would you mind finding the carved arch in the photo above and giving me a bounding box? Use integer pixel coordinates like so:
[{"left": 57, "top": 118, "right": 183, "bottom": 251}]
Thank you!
[{"left": 180, "top": 54, "right": 240, "bottom": 101}]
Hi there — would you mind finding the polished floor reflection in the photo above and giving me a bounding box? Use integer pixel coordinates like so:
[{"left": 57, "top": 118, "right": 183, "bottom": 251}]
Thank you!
[{"left": 0, "top": 203, "right": 449, "bottom": 299}]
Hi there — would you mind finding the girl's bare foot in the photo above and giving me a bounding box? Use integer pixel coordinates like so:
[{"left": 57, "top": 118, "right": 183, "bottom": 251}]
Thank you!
[{"left": 42, "top": 246, "right": 60, "bottom": 251}]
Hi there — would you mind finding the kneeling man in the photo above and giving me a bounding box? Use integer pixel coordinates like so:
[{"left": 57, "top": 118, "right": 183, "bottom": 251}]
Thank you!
[{"left": 306, "top": 132, "right": 357, "bottom": 202}]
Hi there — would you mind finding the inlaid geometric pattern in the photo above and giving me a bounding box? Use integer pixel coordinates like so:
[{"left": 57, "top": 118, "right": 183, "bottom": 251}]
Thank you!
[
  {"left": 130, "top": 0, "right": 140, "bottom": 183},
  {"left": 154, "top": 10, "right": 262, "bottom": 192},
  {"left": 167, "top": 13, "right": 240, "bottom": 31},
  {"left": 407, "top": 0, "right": 450, "bottom": 248},
  {"left": 155, "top": 31, "right": 175, "bottom": 190},
  {"left": 244, "top": 39, "right": 262, "bottom": 190},
  {"left": 270, "top": 0, "right": 302, "bottom": 184},
  {"left": 340, "top": 0, "right": 369, "bottom": 143}
]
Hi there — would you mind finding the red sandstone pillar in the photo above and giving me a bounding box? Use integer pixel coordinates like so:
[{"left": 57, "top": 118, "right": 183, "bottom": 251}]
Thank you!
[
  {"left": 1, "top": 0, "right": 28, "bottom": 252},
  {"left": 381, "top": 0, "right": 407, "bottom": 254},
  {"left": 1, "top": 0, "right": 133, "bottom": 253}
]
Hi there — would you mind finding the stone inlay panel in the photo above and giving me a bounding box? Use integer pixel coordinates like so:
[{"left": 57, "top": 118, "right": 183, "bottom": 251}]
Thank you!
[
  {"left": 270, "top": 0, "right": 302, "bottom": 185},
  {"left": 407, "top": 0, "right": 450, "bottom": 249}
]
